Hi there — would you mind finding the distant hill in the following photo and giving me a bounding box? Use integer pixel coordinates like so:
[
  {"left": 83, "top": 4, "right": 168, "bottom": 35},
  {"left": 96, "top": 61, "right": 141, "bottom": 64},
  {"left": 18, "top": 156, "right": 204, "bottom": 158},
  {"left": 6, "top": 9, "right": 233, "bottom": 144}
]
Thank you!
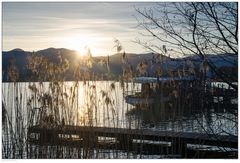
[
  {"left": 9, "top": 48, "right": 25, "bottom": 52},
  {"left": 2, "top": 48, "right": 237, "bottom": 82},
  {"left": 2, "top": 48, "right": 170, "bottom": 82}
]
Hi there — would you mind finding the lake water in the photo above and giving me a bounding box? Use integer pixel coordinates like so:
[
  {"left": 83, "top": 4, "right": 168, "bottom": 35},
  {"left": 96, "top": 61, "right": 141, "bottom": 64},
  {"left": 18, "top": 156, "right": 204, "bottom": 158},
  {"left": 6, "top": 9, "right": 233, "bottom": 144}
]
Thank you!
[
  {"left": 2, "top": 81, "right": 238, "bottom": 158},
  {"left": 2, "top": 81, "right": 136, "bottom": 128}
]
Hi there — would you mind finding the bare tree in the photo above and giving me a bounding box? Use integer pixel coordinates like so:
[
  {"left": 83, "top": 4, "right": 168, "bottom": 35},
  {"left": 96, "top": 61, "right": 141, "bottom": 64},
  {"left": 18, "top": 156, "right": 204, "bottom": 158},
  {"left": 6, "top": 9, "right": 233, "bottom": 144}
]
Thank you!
[{"left": 135, "top": 2, "right": 238, "bottom": 90}]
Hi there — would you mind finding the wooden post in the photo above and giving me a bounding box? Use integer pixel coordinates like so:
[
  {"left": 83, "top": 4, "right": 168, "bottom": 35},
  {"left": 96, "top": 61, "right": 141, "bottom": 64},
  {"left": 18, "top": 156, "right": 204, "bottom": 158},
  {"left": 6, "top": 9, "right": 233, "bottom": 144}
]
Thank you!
[
  {"left": 171, "top": 138, "right": 187, "bottom": 158},
  {"left": 181, "top": 140, "right": 187, "bottom": 158},
  {"left": 117, "top": 134, "right": 133, "bottom": 151}
]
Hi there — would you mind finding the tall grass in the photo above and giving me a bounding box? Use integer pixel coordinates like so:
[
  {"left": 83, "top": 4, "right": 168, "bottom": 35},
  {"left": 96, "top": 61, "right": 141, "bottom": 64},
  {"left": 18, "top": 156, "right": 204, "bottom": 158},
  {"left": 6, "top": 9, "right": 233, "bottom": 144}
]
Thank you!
[
  {"left": 2, "top": 45, "right": 133, "bottom": 158},
  {"left": 2, "top": 42, "right": 238, "bottom": 158}
]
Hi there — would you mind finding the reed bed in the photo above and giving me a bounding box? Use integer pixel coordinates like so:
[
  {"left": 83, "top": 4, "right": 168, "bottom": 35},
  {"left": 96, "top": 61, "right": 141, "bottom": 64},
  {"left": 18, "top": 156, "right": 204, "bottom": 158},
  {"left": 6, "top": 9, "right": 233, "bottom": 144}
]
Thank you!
[{"left": 2, "top": 45, "right": 238, "bottom": 158}]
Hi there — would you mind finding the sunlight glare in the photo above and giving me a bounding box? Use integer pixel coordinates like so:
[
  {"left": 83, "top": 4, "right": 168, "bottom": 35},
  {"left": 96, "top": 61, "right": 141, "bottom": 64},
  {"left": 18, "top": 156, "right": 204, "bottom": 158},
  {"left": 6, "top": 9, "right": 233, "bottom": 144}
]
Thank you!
[{"left": 65, "top": 36, "right": 100, "bottom": 56}]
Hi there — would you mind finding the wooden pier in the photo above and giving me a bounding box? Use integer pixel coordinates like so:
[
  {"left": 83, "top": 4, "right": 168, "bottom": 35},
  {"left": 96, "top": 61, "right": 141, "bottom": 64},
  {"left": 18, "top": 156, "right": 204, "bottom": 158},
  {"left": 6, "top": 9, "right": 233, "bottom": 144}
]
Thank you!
[{"left": 28, "top": 125, "right": 237, "bottom": 156}]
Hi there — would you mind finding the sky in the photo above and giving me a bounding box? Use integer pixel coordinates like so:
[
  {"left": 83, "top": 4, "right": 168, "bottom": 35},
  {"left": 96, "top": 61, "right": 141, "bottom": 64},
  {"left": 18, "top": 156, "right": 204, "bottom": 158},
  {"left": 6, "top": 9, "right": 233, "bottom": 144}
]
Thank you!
[{"left": 2, "top": 2, "right": 158, "bottom": 56}]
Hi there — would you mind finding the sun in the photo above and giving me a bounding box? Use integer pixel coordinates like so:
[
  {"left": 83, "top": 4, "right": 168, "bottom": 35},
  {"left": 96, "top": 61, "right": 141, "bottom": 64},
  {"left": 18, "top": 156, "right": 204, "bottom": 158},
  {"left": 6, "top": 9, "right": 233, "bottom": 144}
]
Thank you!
[{"left": 64, "top": 36, "right": 98, "bottom": 56}]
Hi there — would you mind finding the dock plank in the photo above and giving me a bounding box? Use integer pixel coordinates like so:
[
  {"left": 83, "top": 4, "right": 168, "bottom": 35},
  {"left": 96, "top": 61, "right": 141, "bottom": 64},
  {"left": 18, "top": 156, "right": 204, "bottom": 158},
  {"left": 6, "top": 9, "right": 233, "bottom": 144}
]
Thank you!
[{"left": 28, "top": 125, "right": 238, "bottom": 148}]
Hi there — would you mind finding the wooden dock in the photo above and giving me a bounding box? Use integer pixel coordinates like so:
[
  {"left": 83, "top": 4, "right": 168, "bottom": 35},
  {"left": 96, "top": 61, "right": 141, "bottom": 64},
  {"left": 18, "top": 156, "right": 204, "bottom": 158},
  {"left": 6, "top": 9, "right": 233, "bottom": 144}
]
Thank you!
[{"left": 28, "top": 125, "right": 237, "bottom": 149}]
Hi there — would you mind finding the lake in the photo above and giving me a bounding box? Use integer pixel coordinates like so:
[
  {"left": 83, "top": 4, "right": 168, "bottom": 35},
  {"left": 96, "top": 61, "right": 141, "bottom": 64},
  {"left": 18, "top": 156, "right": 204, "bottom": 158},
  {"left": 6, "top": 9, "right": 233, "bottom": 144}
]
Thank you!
[{"left": 2, "top": 81, "right": 238, "bottom": 158}]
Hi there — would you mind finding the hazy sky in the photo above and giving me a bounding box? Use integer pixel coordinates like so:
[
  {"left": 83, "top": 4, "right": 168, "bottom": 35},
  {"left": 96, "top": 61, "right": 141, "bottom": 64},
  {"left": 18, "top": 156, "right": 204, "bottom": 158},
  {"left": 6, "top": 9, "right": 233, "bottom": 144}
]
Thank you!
[{"left": 2, "top": 2, "right": 157, "bottom": 56}]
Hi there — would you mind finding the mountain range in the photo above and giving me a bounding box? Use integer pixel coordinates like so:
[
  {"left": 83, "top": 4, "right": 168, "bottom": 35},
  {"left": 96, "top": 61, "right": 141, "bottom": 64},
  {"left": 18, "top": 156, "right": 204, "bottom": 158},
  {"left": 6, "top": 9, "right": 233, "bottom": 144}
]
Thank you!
[{"left": 2, "top": 48, "right": 237, "bottom": 82}]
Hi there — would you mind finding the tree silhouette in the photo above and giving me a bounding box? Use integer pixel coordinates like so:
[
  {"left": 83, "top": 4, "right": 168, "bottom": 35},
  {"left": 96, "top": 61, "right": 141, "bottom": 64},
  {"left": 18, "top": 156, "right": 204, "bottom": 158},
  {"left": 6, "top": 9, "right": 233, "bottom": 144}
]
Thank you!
[{"left": 135, "top": 2, "right": 237, "bottom": 90}]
